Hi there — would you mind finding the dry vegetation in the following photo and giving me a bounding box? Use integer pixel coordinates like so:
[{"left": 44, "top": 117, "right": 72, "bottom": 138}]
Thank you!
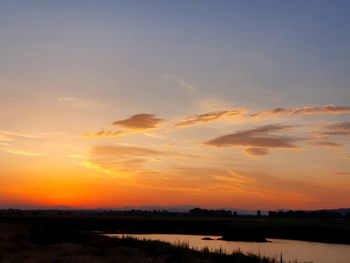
[{"left": 0, "top": 222, "right": 283, "bottom": 263}]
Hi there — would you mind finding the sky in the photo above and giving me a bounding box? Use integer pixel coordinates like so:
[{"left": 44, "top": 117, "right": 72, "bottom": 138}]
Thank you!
[{"left": 0, "top": 0, "right": 349, "bottom": 210}]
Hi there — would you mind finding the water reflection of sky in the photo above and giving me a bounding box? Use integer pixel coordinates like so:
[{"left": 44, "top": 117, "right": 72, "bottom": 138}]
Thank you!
[{"left": 107, "top": 234, "right": 350, "bottom": 263}]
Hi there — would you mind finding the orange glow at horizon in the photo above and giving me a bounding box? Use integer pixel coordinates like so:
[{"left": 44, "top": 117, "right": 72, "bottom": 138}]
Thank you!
[{"left": 1, "top": 1, "right": 350, "bottom": 211}]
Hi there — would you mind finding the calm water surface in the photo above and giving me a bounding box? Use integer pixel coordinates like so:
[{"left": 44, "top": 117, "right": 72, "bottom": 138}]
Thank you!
[{"left": 106, "top": 234, "right": 350, "bottom": 263}]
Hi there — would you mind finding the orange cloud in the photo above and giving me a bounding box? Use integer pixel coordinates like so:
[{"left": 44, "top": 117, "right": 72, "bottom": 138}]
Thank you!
[
  {"left": 251, "top": 105, "right": 350, "bottom": 118},
  {"left": 113, "top": 114, "right": 164, "bottom": 130},
  {"left": 205, "top": 124, "right": 299, "bottom": 150},
  {"left": 234, "top": 171, "right": 350, "bottom": 206},
  {"left": 92, "top": 145, "right": 171, "bottom": 157},
  {"left": 321, "top": 122, "right": 350, "bottom": 136},
  {"left": 81, "top": 130, "right": 126, "bottom": 138},
  {"left": 335, "top": 172, "right": 350, "bottom": 175},
  {"left": 0, "top": 134, "right": 13, "bottom": 142},
  {"left": 1, "top": 147, "right": 44, "bottom": 157},
  {"left": 84, "top": 144, "right": 197, "bottom": 176},
  {"left": 91, "top": 145, "right": 195, "bottom": 160},
  {"left": 308, "top": 140, "right": 341, "bottom": 147},
  {"left": 0, "top": 130, "right": 42, "bottom": 141},
  {"left": 245, "top": 147, "right": 269, "bottom": 157},
  {"left": 176, "top": 110, "right": 244, "bottom": 127},
  {"left": 58, "top": 97, "right": 109, "bottom": 108}
]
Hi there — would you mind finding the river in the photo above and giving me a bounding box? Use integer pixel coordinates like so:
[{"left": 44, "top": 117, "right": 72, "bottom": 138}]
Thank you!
[{"left": 106, "top": 234, "right": 350, "bottom": 263}]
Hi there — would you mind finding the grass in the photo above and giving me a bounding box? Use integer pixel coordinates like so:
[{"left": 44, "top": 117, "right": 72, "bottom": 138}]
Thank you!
[
  {"left": 0, "top": 222, "right": 286, "bottom": 263},
  {"left": 2, "top": 214, "right": 349, "bottom": 244}
]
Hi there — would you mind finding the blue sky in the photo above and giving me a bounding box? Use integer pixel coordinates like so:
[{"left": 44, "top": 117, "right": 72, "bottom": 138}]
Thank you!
[
  {"left": 1, "top": 0, "right": 349, "bottom": 106},
  {"left": 0, "top": 1, "right": 349, "bottom": 209}
]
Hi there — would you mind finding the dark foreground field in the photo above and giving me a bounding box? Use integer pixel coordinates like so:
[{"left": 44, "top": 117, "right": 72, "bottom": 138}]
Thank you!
[
  {"left": 0, "top": 221, "right": 279, "bottom": 263},
  {"left": 1, "top": 213, "right": 350, "bottom": 262},
  {"left": 1, "top": 212, "right": 350, "bottom": 244}
]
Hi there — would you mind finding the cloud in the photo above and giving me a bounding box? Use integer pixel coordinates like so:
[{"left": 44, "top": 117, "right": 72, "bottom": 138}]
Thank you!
[
  {"left": 134, "top": 167, "right": 239, "bottom": 193},
  {"left": 113, "top": 114, "right": 164, "bottom": 130},
  {"left": 235, "top": 171, "right": 350, "bottom": 205},
  {"left": 0, "top": 134, "right": 13, "bottom": 142},
  {"left": 205, "top": 124, "right": 299, "bottom": 151},
  {"left": 335, "top": 172, "right": 350, "bottom": 175},
  {"left": 83, "top": 114, "right": 164, "bottom": 139},
  {"left": 80, "top": 142, "right": 350, "bottom": 205},
  {"left": 245, "top": 147, "right": 269, "bottom": 157},
  {"left": 195, "top": 96, "right": 234, "bottom": 112},
  {"left": 251, "top": 105, "right": 350, "bottom": 118},
  {"left": 81, "top": 130, "right": 127, "bottom": 139},
  {"left": 320, "top": 122, "right": 350, "bottom": 136},
  {"left": 83, "top": 144, "right": 197, "bottom": 178},
  {"left": 176, "top": 110, "right": 244, "bottom": 127},
  {"left": 0, "top": 130, "right": 40, "bottom": 139},
  {"left": 1, "top": 147, "right": 44, "bottom": 157},
  {"left": 178, "top": 80, "right": 197, "bottom": 93},
  {"left": 82, "top": 145, "right": 163, "bottom": 177},
  {"left": 91, "top": 145, "right": 194, "bottom": 159},
  {"left": 92, "top": 145, "right": 170, "bottom": 157},
  {"left": 58, "top": 97, "right": 109, "bottom": 108},
  {"left": 308, "top": 140, "right": 341, "bottom": 147},
  {"left": 81, "top": 158, "right": 146, "bottom": 177},
  {"left": 0, "top": 131, "right": 44, "bottom": 157}
]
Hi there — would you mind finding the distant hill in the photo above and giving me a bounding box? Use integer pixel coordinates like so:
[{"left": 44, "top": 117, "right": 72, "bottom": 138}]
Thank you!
[
  {"left": 112, "top": 205, "right": 262, "bottom": 215},
  {"left": 2, "top": 204, "right": 349, "bottom": 216},
  {"left": 309, "top": 208, "right": 350, "bottom": 216},
  {"left": 113, "top": 205, "right": 198, "bottom": 213}
]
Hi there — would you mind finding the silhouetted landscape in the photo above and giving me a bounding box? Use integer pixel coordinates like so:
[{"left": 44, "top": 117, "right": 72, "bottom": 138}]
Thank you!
[
  {"left": 0, "top": 220, "right": 280, "bottom": 263},
  {"left": 1, "top": 207, "right": 350, "bottom": 244},
  {"left": 1, "top": 207, "right": 350, "bottom": 262},
  {"left": 1, "top": 0, "right": 350, "bottom": 262}
]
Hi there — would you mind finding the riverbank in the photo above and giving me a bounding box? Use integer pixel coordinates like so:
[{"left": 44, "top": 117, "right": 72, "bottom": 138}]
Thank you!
[
  {"left": 1, "top": 214, "right": 350, "bottom": 244},
  {"left": 106, "top": 233, "right": 350, "bottom": 263},
  {"left": 0, "top": 222, "right": 280, "bottom": 263}
]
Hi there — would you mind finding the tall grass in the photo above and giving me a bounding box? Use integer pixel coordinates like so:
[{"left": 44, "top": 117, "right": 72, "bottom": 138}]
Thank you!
[
  {"left": 0, "top": 222, "right": 306, "bottom": 263},
  {"left": 115, "top": 235, "right": 302, "bottom": 263}
]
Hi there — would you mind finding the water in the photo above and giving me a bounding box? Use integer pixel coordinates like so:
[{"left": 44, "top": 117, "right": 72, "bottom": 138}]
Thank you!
[{"left": 106, "top": 234, "right": 350, "bottom": 263}]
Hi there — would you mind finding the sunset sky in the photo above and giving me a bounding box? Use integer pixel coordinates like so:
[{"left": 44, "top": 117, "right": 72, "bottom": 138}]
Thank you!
[{"left": 1, "top": 0, "right": 349, "bottom": 210}]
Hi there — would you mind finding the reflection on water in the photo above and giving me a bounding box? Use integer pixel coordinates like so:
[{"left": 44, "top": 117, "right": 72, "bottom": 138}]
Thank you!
[{"left": 106, "top": 234, "right": 350, "bottom": 263}]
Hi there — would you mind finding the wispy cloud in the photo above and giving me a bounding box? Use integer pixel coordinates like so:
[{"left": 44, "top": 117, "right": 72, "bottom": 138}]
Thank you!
[
  {"left": 0, "top": 130, "right": 41, "bottom": 139},
  {"left": 176, "top": 110, "right": 244, "bottom": 127},
  {"left": 320, "top": 122, "right": 350, "bottom": 136},
  {"left": 178, "top": 80, "right": 197, "bottom": 93},
  {"left": 82, "top": 113, "right": 164, "bottom": 139},
  {"left": 81, "top": 130, "right": 127, "bottom": 139},
  {"left": 195, "top": 96, "right": 234, "bottom": 112},
  {"left": 113, "top": 114, "right": 164, "bottom": 130},
  {"left": 1, "top": 147, "right": 44, "bottom": 157},
  {"left": 335, "top": 172, "right": 350, "bottom": 175},
  {"left": 308, "top": 140, "right": 341, "bottom": 147},
  {"left": 251, "top": 105, "right": 350, "bottom": 118},
  {"left": 0, "top": 134, "right": 13, "bottom": 142},
  {"left": 205, "top": 124, "right": 300, "bottom": 156},
  {"left": 57, "top": 97, "right": 109, "bottom": 108},
  {"left": 245, "top": 147, "right": 269, "bottom": 157},
  {"left": 91, "top": 145, "right": 193, "bottom": 159},
  {"left": 83, "top": 144, "right": 197, "bottom": 179}
]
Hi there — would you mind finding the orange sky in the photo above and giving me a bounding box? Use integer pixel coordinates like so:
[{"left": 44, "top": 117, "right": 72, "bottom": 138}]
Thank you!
[
  {"left": 0, "top": 1, "right": 350, "bottom": 210},
  {"left": 1, "top": 107, "right": 349, "bottom": 210}
]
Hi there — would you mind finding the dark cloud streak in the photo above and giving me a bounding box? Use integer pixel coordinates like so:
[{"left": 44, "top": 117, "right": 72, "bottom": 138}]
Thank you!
[
  {"left": 205, "top": 124, "right": 299, "bottom": 149},
  {"left": 251, "top": 105, "right": 350, "bottom": 118},
  {"left": 176, "top": 110, "right": 244, "bottom": 127},
  {"left": 113, "top": 114, "right": 164, "bottom": 130}
]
